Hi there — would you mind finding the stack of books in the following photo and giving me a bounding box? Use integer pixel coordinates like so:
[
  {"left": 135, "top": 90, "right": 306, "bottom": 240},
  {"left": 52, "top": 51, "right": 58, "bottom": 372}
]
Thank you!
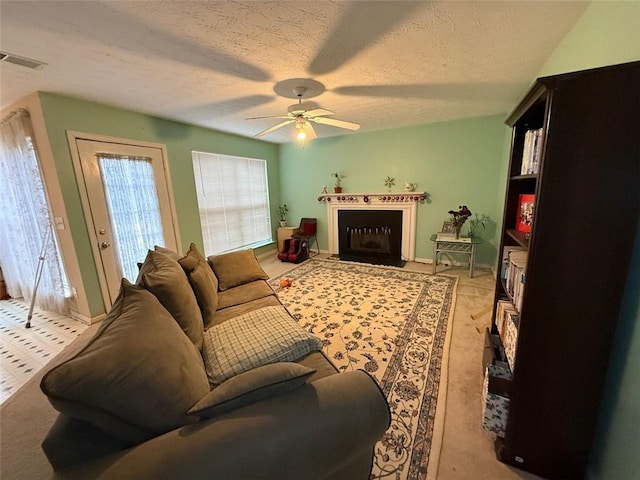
[
  {"left": 500, "top": 246, "right": 523, "bottom": 280},
  {"left": 520, "top": 128, "right": 543, "bottom": 175},
  {"left": 506, "top": 250, "right": 527, "bottom": 313},
  {"left": 436, "top": 232, "right": 471, "bottom": 242}
]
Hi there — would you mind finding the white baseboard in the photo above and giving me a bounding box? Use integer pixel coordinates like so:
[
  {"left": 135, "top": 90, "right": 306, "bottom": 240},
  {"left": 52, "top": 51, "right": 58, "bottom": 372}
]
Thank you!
[{"left": 70, "top": 310, "right": 105, "bottom": 325}]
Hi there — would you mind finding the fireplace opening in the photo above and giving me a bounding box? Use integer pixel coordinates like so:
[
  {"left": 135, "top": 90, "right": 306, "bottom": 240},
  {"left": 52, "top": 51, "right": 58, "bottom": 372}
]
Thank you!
[{"left": 338, "top": 210, "right": 404, "bottom": 267}]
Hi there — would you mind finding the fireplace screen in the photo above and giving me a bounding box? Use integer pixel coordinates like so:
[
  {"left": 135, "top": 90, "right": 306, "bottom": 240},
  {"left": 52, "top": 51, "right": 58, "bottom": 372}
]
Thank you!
[
  {"left": 338, "top": 210, "right": 403, "bottom": 266},
  {"left": 347, "top": 226, "right": 392, "bottom": 254}
]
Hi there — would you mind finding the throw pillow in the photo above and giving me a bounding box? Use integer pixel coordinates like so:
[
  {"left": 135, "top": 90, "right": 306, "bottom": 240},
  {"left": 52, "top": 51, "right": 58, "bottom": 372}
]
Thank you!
[
  {"left": 40, "top": 280, "right": 210, "bottom": 446},
  {"left": 208, "top": 248, "right": 269, "bottom": 291},
  {"left": 137, "top": 249, "right": 204, "bottom": 349},
  {"left": 201, "top": 305, "right": 323, "bottom": 386},
  {"left": 187, "top": 363, "right": 315, "bottom": 420},
  {"left": 178, "top": 243, "right": 219, "bottom": 326},
  {"left": 154, "top": 245, "right": 181, "bottom": 261}
]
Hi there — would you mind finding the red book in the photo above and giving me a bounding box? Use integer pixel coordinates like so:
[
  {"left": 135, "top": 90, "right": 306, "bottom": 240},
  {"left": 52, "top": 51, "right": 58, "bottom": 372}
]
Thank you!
[{"left": 516, "top": 194, "right": 535, "bottom": 232}]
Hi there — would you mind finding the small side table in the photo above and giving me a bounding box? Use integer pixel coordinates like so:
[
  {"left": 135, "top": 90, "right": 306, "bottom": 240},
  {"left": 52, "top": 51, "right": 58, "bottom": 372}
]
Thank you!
[
  {"left": 277, "top": 226, "right": 297, "bottom": 253},
  {"left": 430, "top": 234, "right": 482, "bottom": 277}
]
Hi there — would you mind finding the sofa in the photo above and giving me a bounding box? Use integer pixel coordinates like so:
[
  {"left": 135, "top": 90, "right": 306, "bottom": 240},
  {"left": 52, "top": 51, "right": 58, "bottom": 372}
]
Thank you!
[{"left": 39, "top": 244, "right": 390, "bottom": 479}]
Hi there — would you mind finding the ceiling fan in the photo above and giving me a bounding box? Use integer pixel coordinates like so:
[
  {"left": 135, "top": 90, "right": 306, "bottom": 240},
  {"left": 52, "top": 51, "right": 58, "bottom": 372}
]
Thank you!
[{"left": 247, "top": 86, "right": 360, "bottom": 142}]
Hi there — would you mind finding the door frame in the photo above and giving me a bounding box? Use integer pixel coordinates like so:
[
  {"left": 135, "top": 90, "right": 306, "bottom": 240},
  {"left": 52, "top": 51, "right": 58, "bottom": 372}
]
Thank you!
[{"left": 68, "top": 131, "right": 182, "bottom": 311}]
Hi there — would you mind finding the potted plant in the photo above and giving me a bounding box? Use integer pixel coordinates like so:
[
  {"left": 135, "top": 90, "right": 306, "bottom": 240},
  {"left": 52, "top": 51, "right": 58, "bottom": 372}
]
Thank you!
[
  {"left": 331, "top": 172, "right": 346, "bottom": 193},
  {"left": 278, "top": 204, "right": 288, "bottom": 227},
  {"left": 467, "top": 213, "right": 489, "bottom": 238}
]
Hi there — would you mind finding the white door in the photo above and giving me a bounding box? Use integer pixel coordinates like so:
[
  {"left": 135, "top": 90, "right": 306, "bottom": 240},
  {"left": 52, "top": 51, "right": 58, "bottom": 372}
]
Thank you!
[{"left": 75, "top": 138, "right": 179, "bottom": 306}]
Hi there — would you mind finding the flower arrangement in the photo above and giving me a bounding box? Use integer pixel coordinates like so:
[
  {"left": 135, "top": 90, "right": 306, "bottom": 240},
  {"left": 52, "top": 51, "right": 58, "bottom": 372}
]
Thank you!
[
  {"left": 384, "top": 176, "right": 395, "bottom": 191},
  {"left": 448, "top": 205, "right": 472, "bottom": 237},
  {"left": 331, "top": 172, "right": 346, "bottom": 187}
]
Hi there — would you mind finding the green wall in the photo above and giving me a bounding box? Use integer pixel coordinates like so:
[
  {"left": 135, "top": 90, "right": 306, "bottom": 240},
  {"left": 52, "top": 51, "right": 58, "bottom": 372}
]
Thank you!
[
  {"left": 38, "top": 92, "right": 280, "bottom": 316},
  {"left": 279, "top": 115, "right": 507, "bottom": 266},
  {"left": 532, "top": 2, "right": 640, "bottom": 478}
]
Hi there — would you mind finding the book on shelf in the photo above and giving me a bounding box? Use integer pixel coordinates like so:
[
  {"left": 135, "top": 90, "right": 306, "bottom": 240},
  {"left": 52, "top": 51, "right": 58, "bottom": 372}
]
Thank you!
[
  {"left": 520, "top": 128, "right": 543, "bottom": 175},
  {"left": 516, "top": 194, "right": 535, "bottom": 233}
]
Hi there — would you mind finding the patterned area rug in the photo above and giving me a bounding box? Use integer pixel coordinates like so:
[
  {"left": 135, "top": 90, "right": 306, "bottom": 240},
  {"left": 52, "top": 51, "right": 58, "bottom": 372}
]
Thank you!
[{"left": 269, "top": 258, "right": 458, "bottom": 480}]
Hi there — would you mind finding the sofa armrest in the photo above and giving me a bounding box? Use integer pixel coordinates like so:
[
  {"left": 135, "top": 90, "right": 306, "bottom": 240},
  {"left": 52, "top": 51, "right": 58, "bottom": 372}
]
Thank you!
[{"left": 53, "top": 370, "right": 390, "bottom": 480}]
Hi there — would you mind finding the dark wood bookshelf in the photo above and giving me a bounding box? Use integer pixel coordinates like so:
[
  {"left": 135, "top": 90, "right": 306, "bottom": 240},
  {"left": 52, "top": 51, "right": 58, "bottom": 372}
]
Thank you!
[
  {"left": 505, "top": 230, "right": 530, "bottom": 249},
  {"left": 488, "top": 61, "right": 640, "bottom": 479}
]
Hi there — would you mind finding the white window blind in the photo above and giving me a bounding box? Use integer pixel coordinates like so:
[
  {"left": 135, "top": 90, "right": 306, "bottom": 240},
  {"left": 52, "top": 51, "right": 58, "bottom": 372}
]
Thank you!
[{"left": 192, "top": 151, "right": 272, "bottom": 256}]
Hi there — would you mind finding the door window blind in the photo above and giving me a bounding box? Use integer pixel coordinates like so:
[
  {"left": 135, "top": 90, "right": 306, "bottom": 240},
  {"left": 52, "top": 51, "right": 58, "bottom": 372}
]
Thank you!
[{"left": 192, "top": 151, "right": 272, "bottom": 256}]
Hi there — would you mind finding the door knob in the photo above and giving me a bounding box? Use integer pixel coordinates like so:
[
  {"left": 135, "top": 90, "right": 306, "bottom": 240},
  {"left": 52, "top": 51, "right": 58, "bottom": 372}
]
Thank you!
[{"left": 100, "top": 241, "right": 111, "bottom": 249}]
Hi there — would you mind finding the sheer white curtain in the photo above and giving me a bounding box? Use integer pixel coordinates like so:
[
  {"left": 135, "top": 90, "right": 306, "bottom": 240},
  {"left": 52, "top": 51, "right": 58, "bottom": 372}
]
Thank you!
[
  {"left": 0, "top": 109, "right": 69, "bottom": 314},
  {"left": 98, "top": 154, "right": 164, "bottom": 282}
]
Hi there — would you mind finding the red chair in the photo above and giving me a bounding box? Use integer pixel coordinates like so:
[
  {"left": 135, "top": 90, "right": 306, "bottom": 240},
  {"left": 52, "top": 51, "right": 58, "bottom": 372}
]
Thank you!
[{"left": 292, "top": 218, "right": 319, "bottom": 256}]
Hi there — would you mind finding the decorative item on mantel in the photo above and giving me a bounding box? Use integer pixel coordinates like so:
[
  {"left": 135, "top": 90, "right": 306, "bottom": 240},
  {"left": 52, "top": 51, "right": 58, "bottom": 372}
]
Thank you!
[
  {"left": 320, "top": 185, "right": 328, "bottom": 194},
  {"left": 383, "top": 176, "right": 395, "bottom": 191},
  {"left": 404, "top": 182, "right": 418, "bottom": 192},
  {"left": 331, "top": 172, "right": 346, "bottom": 193},
  {"left": 446, "top": 205, "right": 472, "bottom": 239},
  {"left": 317, "top": 192, "right": 427, "bottom": 203},
  {"left": 278, "top": 204, "right": 289, "bottom": 227}
]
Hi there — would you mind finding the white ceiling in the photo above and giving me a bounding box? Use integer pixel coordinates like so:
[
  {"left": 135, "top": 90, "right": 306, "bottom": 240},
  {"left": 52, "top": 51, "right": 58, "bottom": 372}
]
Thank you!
[{"left": 0, "top": 1, "right": 588, "bottom": 144}]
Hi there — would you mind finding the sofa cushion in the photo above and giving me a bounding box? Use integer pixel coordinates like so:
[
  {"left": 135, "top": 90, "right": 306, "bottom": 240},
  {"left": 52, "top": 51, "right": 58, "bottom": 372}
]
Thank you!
[
  {"left": 187, "top": 363, "right": 315, "bottom": 420},
  {"left": 296, "top": 351, "right": 339, "bottom": 383},
  {"left": 40, "top": 280, "right": 210, "bottom": 446},
  {"left": 216, "top": 280, "right": 275, "bottom": 311},
  {"left": 211, "top": 295, "right": 281, "bottom": 328},
  {"left": 208, "top": 249, "right": 268, "bottom": 291},
  {"left": 137, "top": 249, "right": 204, "bottom": 349},
  {"left": 178, "top": 243, "right": 219, "bottom": 325},
  {"left": 202, "top": 305, "right": 323, "bottom": 386}
]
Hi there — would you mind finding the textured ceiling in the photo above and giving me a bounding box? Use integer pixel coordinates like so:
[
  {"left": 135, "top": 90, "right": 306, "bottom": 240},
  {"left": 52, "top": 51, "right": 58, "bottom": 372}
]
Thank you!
[{"left": 0, "top": 1, "right": 588, "bottom": 143}]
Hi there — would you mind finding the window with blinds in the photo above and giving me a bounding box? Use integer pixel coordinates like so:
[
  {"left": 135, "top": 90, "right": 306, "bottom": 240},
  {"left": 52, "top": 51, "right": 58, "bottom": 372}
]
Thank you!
[{"left": 192, "top": 151, "right": 272, "bottom": 256}]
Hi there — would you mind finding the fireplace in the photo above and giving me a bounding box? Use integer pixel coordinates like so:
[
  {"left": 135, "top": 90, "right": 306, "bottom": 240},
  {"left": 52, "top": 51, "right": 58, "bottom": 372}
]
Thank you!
[
  {"left": 324, "top": 192, "right": 422, "bottom": 262},
  {"left": 338, "top": 210, "right": 404, "bottom": 266}
]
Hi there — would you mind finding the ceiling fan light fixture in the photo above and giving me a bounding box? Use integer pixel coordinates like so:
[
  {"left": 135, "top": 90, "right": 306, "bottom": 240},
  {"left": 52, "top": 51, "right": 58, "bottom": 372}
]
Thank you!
[{"left": 295, "top": 120, "right": 308, "bottom": 145}]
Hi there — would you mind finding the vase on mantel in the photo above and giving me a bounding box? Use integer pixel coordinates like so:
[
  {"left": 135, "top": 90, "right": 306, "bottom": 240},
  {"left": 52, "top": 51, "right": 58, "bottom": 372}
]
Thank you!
[{"left": 334, "top": 186, "right": 342, "bottom": 193}]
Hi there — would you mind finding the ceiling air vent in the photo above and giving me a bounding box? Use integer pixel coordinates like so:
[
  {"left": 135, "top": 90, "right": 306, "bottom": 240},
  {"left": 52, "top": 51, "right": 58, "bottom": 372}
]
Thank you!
[{"left": 0, "top": 51, "right": 47, "bottom": 70}]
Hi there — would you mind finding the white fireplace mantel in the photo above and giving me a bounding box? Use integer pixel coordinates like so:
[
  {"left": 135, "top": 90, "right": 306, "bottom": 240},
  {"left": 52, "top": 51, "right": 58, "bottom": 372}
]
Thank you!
[{"left": 321, "top": 192, "right": 425, "bottom": 261}]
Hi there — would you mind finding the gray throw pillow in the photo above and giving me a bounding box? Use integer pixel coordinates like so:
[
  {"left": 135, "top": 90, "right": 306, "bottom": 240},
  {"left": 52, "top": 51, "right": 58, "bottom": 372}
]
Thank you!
[
  {"left": 40, "top": 280, "right": 210, "bottom": 446},
  {"left": 208, "top": 249, "right": 269, "bottom": 291},
  {"left": 179, "top": 243, "right": 219, "bottom": 325},
  {"left": 137, "top": 249, "right": 204, "bottom": 350},
  {"left": 187, "top": 363, "right": 315, "bottom": 419}
]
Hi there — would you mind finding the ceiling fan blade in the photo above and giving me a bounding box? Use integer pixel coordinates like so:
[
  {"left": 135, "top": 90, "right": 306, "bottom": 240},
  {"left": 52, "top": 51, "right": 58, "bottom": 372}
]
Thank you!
[
  {"left": 246, "top": 114, "right": 292, "bottom": 120},
  {"left": 254, "top": 119, "right": 295, "bottom": 138},
  {"left": 305, "top": 122, "right": 318, "bottom": 140},
  {"left": 304, "top": 108, "right": 334, "bottom": 117},
  {"left": 312, "top": 116, "right": 361, "bottom": 131}
]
